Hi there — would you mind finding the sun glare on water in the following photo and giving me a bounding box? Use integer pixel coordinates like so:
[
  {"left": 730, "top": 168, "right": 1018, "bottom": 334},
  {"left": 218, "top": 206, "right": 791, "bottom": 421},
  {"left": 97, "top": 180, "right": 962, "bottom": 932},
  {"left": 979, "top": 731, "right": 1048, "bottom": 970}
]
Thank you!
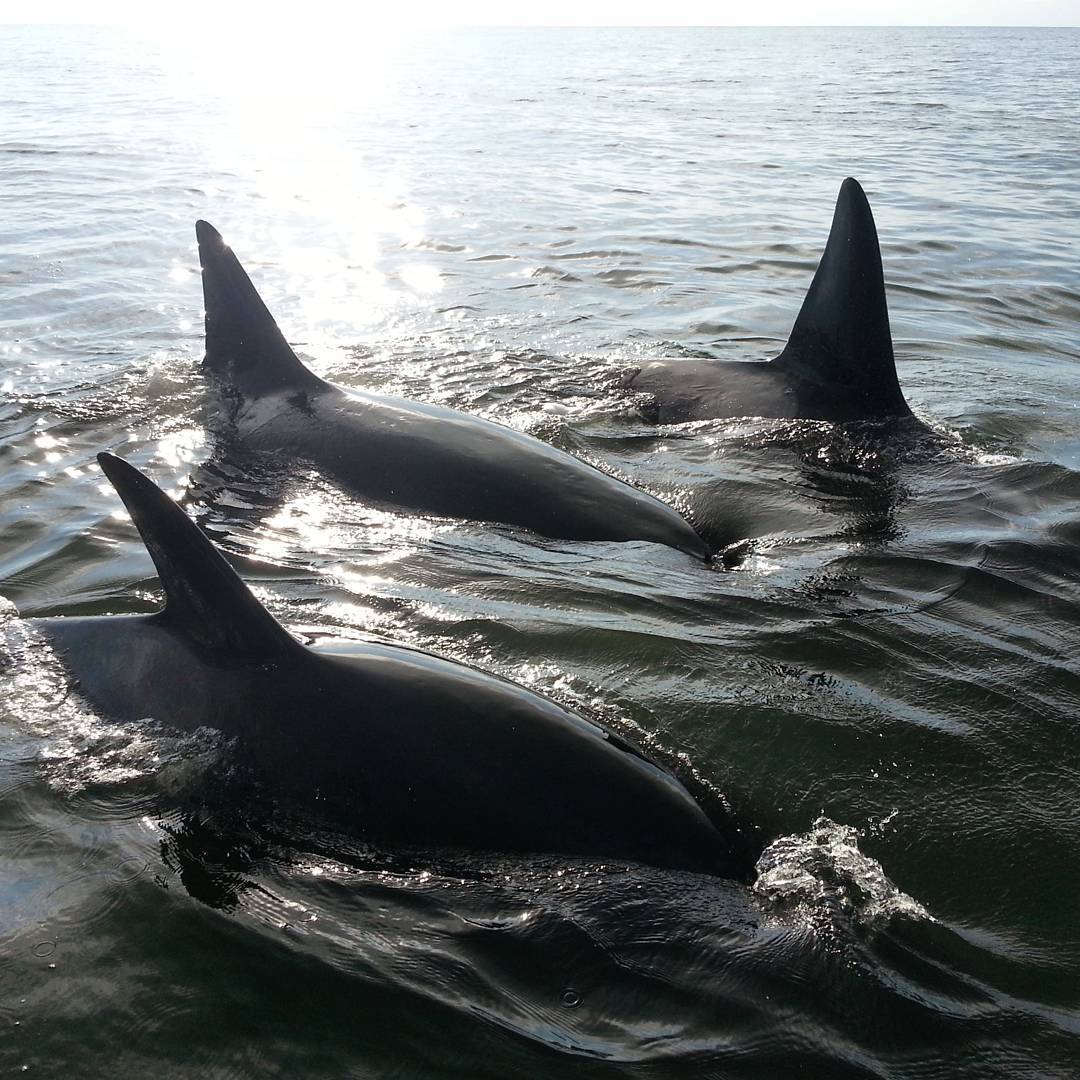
[{"left": 140, "top": 18, "right": 444, "bottom": 340}]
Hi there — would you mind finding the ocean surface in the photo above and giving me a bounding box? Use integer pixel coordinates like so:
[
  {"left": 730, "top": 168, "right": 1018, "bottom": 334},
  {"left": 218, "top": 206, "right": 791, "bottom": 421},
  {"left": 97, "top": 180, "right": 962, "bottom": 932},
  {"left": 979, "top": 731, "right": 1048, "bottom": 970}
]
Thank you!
[{"left": 2, "top": 23, "right": 1079, "bottom": 1078}]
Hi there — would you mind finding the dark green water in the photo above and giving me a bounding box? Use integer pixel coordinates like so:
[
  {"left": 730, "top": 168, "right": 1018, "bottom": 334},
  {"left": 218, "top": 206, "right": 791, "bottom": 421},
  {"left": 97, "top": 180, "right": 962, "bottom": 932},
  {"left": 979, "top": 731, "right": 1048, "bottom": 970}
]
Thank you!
[{"left": 2, "top": 24, "right": 1079, "bottom": 1078}]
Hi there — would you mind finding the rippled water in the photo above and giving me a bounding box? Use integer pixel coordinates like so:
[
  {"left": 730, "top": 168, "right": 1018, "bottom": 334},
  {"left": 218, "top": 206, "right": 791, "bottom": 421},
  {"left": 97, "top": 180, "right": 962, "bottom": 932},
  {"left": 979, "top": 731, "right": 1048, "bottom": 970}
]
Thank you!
[{"left": 2, "top": 24, "right": 1079, "bottom": 1078}]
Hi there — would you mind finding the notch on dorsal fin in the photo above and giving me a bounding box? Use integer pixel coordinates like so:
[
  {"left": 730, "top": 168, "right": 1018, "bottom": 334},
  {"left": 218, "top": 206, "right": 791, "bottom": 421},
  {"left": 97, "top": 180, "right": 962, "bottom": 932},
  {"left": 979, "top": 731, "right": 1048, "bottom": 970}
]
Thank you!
[
  {"left": 97, "top": 452, "right": 298, "bottom": 662},
  {"left": 196, "top": 220, "right": 326, "bottom": 401},
  {"left": 772, "top": 178, "right": 912, "bottom": 419}
]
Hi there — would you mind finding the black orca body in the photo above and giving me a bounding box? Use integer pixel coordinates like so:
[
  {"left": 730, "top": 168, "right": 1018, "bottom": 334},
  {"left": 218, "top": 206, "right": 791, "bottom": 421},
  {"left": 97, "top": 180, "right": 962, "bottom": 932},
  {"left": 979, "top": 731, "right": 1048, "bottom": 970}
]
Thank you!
[
  {"left": 622, "top": 179, "right": 924, "bottom": 428},
  {"left": 196, "top": 222, "right": 709, "bottom": 560},
  {"left": 31, "top": 454, "right": 744, "bottom": 876}
]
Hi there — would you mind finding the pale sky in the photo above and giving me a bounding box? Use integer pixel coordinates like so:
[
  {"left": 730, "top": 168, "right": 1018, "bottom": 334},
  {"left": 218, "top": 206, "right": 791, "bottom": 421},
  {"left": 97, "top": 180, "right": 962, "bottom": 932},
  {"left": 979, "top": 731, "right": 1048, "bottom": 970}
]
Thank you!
[{"left": 2, "top": 0, "right": 1079, "bottom": 25}]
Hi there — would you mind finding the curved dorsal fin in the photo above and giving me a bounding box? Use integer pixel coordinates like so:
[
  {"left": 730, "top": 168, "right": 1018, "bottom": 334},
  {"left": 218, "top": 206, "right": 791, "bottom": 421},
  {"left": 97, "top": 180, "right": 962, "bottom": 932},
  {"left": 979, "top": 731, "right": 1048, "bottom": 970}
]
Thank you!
[
  {"left": 196, "top": 220, "right": 326, "bottom": 400},
  {"left": 772, "top": 178, "right": 911, "bottom": 419},
  {"left": 97, "top": 452, "right": 297, "bottom": 662}
]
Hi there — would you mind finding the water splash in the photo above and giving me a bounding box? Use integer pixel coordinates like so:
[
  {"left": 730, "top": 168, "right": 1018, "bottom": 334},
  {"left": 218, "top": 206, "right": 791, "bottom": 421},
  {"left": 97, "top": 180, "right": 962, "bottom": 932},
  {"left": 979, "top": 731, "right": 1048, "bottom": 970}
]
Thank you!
[
  {"left": 753, "top": 816, "right": 931, "bottom": 930},
  {"left": 0, "top": 607, "right": 226, "bottom": 795}
]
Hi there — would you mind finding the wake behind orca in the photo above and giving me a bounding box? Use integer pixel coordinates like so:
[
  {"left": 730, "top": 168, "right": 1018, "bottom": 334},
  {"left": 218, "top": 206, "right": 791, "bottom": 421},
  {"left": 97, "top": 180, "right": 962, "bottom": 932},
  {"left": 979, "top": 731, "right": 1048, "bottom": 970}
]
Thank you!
[
  {"left": 196, "top": 222, "right": 709, "bottom": 560},
  {"left": 622, "top": 178, "right": 927, "bottom": 428},
  {"left": 29, "top": 453, "right": 749, "bottom": 877}
]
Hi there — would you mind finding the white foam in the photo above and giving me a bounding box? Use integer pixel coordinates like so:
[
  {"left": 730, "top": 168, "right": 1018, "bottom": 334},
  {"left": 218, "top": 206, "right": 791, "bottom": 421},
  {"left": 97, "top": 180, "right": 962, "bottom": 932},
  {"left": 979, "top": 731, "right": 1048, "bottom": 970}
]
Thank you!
[{"left": 753, "top": 816, "right": 931, "bottom": 930}]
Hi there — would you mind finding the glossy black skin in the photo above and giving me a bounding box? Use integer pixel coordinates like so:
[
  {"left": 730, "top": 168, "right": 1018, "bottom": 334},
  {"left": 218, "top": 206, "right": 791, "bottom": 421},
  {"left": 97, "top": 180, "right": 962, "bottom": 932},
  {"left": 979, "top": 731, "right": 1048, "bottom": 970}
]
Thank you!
[
  {"left": 625, "top": 359, "right": 802, "bottom": 426},
  {"left": 622, "top": 178, "right": 926, "bottom": 430},
  {"left": 624, "top": 358, "right": 928, "bottom": 429},
  {"left": 27, "top": 455, "right": 741, "bottom": 876},
  {"left": 35, "top": 614, "right": 734, "bottom": 874},
  {"left": 196, "top": 222, "right": 710, "bottom": 560},
  {"left": 224, "top": 378, "right": 711, "bottom": 556}
]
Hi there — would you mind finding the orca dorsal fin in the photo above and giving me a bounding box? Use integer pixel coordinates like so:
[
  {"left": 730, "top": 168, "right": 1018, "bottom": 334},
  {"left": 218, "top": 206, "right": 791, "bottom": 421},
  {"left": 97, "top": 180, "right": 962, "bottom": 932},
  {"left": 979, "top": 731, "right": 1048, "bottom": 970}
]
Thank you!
[
  {"left": 97, "top": 452, "right": 298, "bottom": 662},
  {"left": 196, "top": 220, "right": 326, "bottom": 401},
  {"left": 772, "top": 178, "right": 912, "bottom": 419}
]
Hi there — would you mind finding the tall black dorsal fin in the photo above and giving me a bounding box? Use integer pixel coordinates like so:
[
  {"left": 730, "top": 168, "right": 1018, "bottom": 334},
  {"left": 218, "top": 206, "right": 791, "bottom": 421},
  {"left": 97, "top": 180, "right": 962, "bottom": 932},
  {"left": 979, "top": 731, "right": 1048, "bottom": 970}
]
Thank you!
[
  {"left": 97, "top": 452, "right": 297, "bottom": 661},
  {"left": 772, "top": 178, "right": 912, "bottom": 419},
  {"left": 196, "top": 220, "right": 326, "bottom": 400}
]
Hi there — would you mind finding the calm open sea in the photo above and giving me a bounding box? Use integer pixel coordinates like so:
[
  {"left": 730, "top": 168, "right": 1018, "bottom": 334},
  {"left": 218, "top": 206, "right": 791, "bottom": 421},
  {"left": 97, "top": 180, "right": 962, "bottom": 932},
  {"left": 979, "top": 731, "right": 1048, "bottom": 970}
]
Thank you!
[{"left": 1, "top": 23, "right": 1079, "bottom": 1078}]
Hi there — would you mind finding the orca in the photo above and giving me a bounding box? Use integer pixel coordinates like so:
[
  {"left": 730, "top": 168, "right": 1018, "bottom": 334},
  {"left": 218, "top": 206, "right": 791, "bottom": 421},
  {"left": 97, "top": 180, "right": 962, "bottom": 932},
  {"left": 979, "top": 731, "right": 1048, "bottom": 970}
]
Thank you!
[
  {"left": 195, "top": 221, "right": 710, "bottom": 560},
  {"left": 621, "top": 178, "right": 925, "bottom": 428},
  {"left": 31, "top": 453, "right": 747, "bottom": 876}
]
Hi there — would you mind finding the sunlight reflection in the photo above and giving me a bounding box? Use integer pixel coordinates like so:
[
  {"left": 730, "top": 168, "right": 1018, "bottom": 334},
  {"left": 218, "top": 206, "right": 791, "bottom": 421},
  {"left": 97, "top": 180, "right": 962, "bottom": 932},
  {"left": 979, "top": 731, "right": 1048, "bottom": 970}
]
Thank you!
[
  {"left": 260, "top": 493, "right": 347, "bottom": 564},
  {"left": 399, "top": 264, "right": 444, "bottom": 294},
  {"left": 321, "top": 600, "right": 387, "bottom": 633},
  {"left": 258, "top": 492, "right": 450, "bottom": 568},
  {"left": 143, "top": 22, "right": 441, "bottom": 350},
  {"left": 327, "top": 567, "right": 395, "bottom": 594},
  {"left": 156, "top": 427, "right": 206, "bottom": 468}
]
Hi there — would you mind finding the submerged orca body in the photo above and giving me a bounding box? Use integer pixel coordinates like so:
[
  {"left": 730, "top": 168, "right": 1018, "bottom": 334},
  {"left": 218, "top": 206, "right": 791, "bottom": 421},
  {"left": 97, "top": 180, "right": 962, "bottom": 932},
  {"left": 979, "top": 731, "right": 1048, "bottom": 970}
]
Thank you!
[
  {"left": 33, "top": 454, "right": 742, "bottom": 875},
  {"left": 622, "top": 179, "right": 923, "bottom": 427},
  {"left": 196, "top": 222, "right": 709, "bottom": 559}
]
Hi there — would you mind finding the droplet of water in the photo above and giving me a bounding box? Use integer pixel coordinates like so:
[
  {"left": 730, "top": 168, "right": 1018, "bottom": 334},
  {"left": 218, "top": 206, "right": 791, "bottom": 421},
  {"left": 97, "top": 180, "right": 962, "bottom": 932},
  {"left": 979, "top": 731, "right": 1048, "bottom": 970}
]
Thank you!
[
  {"left": 561, "top": 989, "right": 581, "bottom": 1008},
  {"left": 110, "top": 857, "right": 147, "bottom": 885}
]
